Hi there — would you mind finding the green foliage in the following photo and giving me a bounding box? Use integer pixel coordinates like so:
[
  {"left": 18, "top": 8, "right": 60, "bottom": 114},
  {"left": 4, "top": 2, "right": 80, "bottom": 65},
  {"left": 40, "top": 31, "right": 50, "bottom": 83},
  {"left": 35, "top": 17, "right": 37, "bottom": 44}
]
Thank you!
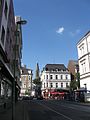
[
  {"left": 25, "top": 90, "right": 29, "bottom": 95},
  {"left": 70, "top": 72, "right": 80, "bottom": 90},
  {"left": 70, "top": 80, "right": 77, "bottom": 90},
  {"left": 74, "top": 72, "right": 80, "bottom": 88}
]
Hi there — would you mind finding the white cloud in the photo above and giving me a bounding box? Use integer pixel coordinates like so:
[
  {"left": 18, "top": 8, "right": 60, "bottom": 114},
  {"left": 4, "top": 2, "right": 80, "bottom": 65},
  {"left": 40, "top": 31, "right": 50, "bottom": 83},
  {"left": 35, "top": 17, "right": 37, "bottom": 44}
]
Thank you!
[{"left": 56, "top": 27, "right": 64, "bottom": 34}]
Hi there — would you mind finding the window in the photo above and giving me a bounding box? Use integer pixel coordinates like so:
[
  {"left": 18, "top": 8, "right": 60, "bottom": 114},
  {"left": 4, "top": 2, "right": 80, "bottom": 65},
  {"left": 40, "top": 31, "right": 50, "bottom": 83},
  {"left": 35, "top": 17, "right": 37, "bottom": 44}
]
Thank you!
[
  {"left": 44, "top": 75, "right": 45, "bottom": 79},
  {"left": 56, "top": 75, "right": 58, "bottom": 79},
  {"left": 50, "top": 75, "right": 53, "bottom": 79},
  {"left": 29, "top": 76, "right": 30, "bottom": 80},
  {"left": 47, "top": 83, "right": 48, "bottom": 87},
  {"left": 79, "top": 44, "right": 84, "bottom": 56},
  {"left": 1, "top": 26, "right": 5, "bottom": 45},
  {"left": 4, "top": 1, "right": 8, "bottom": 19},
  {"left": 56, "top": 83, "right": 58, "bottom": 88},
  {"left": 81, "top": 61, "right": 86, "bottom": 74},
  {"left": 50, "top": 83, "right": 53, "bottom": 88},
  {"left": 66, "top": 75, "right": 68, "bottom": 79},
  {"left": 47, "top": 75, "right": 48, "bottom": 79},
  {"left": 44, "top": 83, "right": 45, "bottom": 88},
  {"left": 61, "top": 83, "right": 63, "bottom": 88},
  {"left": 61, "top": 75, "right": 63, "bottom": 79},
  {"left": 66, "top": 83, "right": 68, "bottom": 88}
]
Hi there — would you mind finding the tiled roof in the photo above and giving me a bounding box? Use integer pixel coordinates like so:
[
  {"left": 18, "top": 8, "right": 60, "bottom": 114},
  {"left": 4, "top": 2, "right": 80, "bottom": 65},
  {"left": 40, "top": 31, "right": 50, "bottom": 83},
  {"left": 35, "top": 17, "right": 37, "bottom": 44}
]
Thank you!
[{"left": 44, "top": 64, "right": 67, "bottom": 71}]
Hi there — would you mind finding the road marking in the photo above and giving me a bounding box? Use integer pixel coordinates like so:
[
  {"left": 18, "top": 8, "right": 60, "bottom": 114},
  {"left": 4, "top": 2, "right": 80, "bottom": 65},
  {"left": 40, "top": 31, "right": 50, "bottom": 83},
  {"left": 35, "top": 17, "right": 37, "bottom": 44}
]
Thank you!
[{"left": 36, "top": 102, "right": 73, "bottom": 120}]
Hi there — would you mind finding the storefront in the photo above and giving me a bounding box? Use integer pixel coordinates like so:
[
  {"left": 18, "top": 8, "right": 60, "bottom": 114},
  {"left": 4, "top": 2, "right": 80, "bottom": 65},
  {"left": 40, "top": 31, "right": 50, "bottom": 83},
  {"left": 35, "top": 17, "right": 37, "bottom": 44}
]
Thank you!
[{"left": 0, "top": 59, "right": 14, "bottom": 108}]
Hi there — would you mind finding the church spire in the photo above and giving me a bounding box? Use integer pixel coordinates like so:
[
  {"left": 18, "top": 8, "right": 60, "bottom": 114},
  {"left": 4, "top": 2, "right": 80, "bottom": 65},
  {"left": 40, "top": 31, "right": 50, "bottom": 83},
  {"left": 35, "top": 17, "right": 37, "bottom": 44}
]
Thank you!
[{"left": 35, "top": 63, "right": 39, "bottom": 79}]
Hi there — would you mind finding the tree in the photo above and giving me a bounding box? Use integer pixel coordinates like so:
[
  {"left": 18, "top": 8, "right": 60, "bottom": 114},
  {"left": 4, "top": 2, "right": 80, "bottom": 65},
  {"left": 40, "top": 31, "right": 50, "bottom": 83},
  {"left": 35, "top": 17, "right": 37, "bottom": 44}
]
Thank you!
[
  {"left": 70, "top": 72, "right": 80, "bottom": 90},
  {"left": 70, "top": 80, "right": 77, "bottom": 91},
  {"left": 75, "top": 72, "right": 80, "bottom": 89}
]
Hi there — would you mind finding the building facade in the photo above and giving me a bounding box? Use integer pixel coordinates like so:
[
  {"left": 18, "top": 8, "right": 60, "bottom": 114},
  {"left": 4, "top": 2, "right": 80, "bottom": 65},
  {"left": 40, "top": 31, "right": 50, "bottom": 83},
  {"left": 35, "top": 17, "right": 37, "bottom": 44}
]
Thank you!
[
  {"left": 68, "top": 60, "right": 79, "bottom": 78},
  {"left": 77, "top": 31, "right": 90, "bottom": 91},
  {"left": 20, "top": 65, "right": 33, "bottom": 96},
  {"left": 0, "top": 0, "right": 23, "bottom": 105},
  {"left": 0, "top": 0, "right": 15, "bottom": 105},
  {"left": 68, "top": 60, "right": 79, "bottom": 81},
  {"left": 41, "top": 64, "right": 71, "bottom": 97}
]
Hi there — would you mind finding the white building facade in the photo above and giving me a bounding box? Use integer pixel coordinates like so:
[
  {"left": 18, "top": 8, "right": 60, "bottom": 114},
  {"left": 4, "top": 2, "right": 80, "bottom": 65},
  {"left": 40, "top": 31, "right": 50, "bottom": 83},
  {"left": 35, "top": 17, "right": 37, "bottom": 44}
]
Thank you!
[
  {"left": 41, "top": 64, "right": 71, "bottom": 97},
  {"left": 77, "top": 31, "right": 90, "bottom": 91}
]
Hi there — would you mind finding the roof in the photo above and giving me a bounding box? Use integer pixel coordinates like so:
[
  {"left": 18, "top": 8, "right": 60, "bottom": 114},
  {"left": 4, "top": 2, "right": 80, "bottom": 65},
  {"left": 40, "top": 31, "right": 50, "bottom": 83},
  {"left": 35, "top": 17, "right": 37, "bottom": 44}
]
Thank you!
[
  {"left": 77, "top": 31, "right": 90, "bottom": 45},
  {"left": 21, "top": 66, "right": 32, "bottom": 75},
  {"left": 44, "top": 64, "right": 67, "bottom": 71}
]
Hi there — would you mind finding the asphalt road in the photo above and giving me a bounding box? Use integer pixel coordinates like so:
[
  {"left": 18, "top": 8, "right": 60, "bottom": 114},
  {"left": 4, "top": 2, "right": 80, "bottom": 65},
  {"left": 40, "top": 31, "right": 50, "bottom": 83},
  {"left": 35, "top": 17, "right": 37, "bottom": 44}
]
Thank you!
[{"left": 23, "top": 99, "right": 90, "bottom": 120}]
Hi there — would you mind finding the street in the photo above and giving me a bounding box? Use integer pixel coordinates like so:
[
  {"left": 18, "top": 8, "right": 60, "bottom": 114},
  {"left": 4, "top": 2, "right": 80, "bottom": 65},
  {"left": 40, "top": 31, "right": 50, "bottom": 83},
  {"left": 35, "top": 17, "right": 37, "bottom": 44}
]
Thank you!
[
  {"left": 1, "top": 99, "right": 90, "bottom": 120},
  {"left": 23, "top": 99, "right": 90, "bottom": 120}
]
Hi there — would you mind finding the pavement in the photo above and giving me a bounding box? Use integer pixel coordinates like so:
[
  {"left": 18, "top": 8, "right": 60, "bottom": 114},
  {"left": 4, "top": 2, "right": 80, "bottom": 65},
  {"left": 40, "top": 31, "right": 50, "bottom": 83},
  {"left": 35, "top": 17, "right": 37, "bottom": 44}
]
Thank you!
[{"left": 0, "top": 101, "right": 29, "bottom": 120}]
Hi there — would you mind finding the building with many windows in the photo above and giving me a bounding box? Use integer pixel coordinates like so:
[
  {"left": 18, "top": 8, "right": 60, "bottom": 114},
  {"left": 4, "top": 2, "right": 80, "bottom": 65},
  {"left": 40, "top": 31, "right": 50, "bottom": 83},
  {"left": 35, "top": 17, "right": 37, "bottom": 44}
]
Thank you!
[
  {"left": 0, "top": 0, "right": 24, "bottom": 106},
  {"left": 41, "top": 64, "right": 71, "bottom": 97},
  {"left": 20, "top": 65, "right": 33, "bottom": 96},
  {"left": 0, "top": 0, "right": 15, "bottom": 105},
  {"left": 77, "top": 31, "right": 90, "bottom": 91}
]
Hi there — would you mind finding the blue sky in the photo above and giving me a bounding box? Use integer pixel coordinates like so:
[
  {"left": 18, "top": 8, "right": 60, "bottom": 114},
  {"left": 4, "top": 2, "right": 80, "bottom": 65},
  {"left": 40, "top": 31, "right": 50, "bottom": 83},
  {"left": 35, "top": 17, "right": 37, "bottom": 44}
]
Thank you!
[{"left": 13, "top": 0, "right": 90, "bottom": 76}]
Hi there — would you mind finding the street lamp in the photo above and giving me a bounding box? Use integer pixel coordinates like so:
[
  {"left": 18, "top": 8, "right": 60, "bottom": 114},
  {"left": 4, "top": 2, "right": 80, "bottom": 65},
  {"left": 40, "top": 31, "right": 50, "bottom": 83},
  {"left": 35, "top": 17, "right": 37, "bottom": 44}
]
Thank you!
[{"left": 12, "top": 17, "right": 27, "bottom": 120}]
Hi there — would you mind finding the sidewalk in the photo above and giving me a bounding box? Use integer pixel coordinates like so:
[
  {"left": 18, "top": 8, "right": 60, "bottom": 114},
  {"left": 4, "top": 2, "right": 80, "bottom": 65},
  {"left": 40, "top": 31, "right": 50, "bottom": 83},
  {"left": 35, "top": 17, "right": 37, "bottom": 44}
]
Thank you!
[{"left": 0, "top": 101, "right": 29, "bottom": 120}]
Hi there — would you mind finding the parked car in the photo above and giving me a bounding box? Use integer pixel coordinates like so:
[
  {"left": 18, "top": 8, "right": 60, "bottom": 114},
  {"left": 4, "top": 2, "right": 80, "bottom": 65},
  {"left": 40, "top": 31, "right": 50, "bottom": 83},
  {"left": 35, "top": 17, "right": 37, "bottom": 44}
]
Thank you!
[
  {"left": 37, "top": 95, "right": 43, "bottom": 100},
  {"left": 22, "top": 96, "right": 33, "bottom": 100}
]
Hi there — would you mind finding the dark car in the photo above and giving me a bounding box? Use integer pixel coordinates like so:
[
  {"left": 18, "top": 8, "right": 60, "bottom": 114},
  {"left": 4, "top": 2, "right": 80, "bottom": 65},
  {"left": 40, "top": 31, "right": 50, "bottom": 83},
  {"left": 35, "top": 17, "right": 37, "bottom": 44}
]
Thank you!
[
  {"left": 22, "top": 96, "right": 30, "bottom": 100},
  {"left": 22, "top": 96, "right": 33, "bottom": 100},
  {"left": 37, "top": 95, "right": 43, "bottom": 100}
]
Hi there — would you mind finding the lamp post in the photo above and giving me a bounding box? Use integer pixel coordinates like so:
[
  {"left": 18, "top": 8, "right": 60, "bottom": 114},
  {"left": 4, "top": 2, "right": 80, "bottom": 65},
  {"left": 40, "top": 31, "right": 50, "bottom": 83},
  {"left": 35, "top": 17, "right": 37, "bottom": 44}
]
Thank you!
[{"left": 12, "top": 18, "right": 27, "bottom": 120}]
